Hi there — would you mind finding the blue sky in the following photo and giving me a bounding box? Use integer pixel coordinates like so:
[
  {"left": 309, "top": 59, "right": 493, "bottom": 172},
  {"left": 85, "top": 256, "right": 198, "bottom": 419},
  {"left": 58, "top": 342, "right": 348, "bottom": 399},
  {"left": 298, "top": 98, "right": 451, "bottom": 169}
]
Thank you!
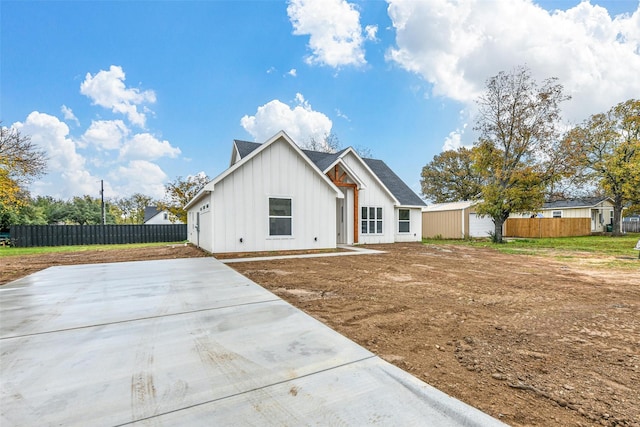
[{"left": 2, "top": 0, "right": 639, "bottom": 202}]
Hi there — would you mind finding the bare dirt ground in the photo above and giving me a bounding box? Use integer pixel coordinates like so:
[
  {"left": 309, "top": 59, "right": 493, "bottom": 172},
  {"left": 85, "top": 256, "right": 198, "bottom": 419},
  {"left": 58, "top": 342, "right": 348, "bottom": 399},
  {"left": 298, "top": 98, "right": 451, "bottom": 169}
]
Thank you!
[
  {"left": 0, "top": 244, "right": 208, "bottom": 285},
  {"left": 2, "top": 242, "right": 639, "bottom": 426}
]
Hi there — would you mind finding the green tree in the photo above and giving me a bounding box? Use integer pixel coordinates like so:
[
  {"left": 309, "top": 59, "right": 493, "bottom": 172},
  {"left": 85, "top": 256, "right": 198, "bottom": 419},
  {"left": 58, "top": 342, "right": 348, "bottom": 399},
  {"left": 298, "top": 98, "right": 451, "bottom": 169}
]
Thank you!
[
  {"left": 473, "top": 66, "right": 571, "bottom": 242},
  {"left": 109, "top": 193, "right": 154, "bottom": 224},
  {"left": 0, "top": 125, "right": 47, "bottom": 228},
  {"left": 564, "top": 99, "right": 640, "bottom": 234},
  {"left": 159, "top": 174, "right": 210, "bottom": 223},
  {"left": 420, "top": 147, "right": 484, "bottom": 203},
  {"left": 67, "top": 196, "right": 107, "bottom": 225}
]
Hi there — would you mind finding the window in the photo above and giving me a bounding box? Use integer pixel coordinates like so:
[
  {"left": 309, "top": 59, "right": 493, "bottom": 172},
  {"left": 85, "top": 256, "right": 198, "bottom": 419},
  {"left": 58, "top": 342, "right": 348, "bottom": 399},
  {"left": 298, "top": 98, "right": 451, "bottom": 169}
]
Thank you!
[
  {"left": 398, "top": 209, "right": 410, "bottom": 233},
  {"left": 361, "top": 206, "right": 383, "bottom": 234},
  {"left": 552, "top": 210, "right": 562, "bottom": 218},
  {"left": 163, "top": 213, "right": 168, "bottom": 220},
  {"left": 269, "top": 198, "right": 292, "bottom": 236}
]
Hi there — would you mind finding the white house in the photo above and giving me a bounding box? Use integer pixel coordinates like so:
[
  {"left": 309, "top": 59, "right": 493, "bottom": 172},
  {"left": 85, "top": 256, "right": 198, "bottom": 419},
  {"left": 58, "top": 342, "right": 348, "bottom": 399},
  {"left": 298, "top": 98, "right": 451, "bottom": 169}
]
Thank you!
[
  {"left": 512, "top": 197, "right": 615, "bottom": 233},
  {"left": 185, "top": 131, "right": 425, "bottom": 254},
  {"left": 143, "top": 206, "right": 182, "bottom": 225}
]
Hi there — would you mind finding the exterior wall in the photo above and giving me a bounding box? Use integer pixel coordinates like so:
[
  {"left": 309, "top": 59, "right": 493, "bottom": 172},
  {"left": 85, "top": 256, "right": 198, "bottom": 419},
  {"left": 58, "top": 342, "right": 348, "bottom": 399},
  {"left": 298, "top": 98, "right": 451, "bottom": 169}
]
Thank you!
[
  {"left": 341, "top": 152, "right": 397, "bottom": 244},
  {"left": 211, "top": 138, "right": 338, "bottom": 253},
  {"left": 145, "top": 211, "right": 182, "bottom": 225},
  {"left": 187, "top": 193, "right": 213, "bottom": 252},
  {"left": 539, "top": 207, "right": 591, "bottom": 218},
  {"left": 394, "top": 207, "right": 423, "bottom": 242},
  {"left": 422, "top": 209, "right": 466, "bottom": 239},
  {"left": 539, "top": 205, "right": 614, "bottom": 232}
]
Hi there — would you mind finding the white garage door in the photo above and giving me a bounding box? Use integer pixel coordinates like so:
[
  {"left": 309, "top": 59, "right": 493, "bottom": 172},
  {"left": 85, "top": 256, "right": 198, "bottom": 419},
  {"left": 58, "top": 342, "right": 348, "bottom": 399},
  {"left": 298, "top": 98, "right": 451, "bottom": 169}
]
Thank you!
[{"left": 469, "top": 213, "right": 494, "bottom": 238}]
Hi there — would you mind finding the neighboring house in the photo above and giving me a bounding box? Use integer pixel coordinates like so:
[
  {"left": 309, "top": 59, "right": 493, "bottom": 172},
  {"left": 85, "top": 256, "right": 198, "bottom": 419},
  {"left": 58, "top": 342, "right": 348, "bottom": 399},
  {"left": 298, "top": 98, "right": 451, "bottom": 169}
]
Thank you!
[
  {"left": 143, "top": 206, "right": 181, "bottom": 225},
  {"left": 512, "top": 197, "right": 615, "bottom": 233},
  {"left": 184, "top": 131, "right": 425, "bottom": 253},
  {"left": 422, "top": 201, "right": 495, "bottom": 239},
  {"left": 623, "top": 214, "right": 640, "bottom": 222}
]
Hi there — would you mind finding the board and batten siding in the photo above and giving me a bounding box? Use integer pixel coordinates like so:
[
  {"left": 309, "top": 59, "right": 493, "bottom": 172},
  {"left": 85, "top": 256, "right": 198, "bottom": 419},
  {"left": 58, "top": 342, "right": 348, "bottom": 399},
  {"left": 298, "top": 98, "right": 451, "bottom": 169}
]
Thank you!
[
  {"left": 341, "top": 151, "right": 397, "bottom": 244},
  {"left": 187, "top": 194, "right": 213, "bottom": 252},
  {"left": 211, "top": 138, "right": 338, "bottom": 253},
  {"left": 394, "top": 207, "right": 423, "bottom": 242}
]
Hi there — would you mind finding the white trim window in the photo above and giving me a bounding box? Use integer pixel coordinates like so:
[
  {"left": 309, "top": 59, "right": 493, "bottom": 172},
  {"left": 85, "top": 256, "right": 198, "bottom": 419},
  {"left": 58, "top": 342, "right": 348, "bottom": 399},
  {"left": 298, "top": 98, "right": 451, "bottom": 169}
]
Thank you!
[
  {"left": 361, "top": 206, "right": 383, "bottom": 234},
  {"left": 269, "top": 198, "right": 292, "bottom": 236},
  {"left": 398, "top": 209, "right": 410, "bottom": 233},
  {"left": 552, "top": 210, "right": 562, "bottom": 218}
]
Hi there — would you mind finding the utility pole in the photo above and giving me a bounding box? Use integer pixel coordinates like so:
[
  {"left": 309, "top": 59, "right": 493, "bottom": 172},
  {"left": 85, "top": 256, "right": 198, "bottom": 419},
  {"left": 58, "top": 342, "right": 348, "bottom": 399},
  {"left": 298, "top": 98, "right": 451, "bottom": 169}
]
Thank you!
[{"left": 100, "top": 180, "right": 106, "bottom": 225}]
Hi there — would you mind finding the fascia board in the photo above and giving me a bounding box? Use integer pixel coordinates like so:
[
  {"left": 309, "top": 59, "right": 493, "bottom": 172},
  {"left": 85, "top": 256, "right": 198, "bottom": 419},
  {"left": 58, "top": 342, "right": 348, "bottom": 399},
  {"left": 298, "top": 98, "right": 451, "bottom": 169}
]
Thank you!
[
  {"left": 338, "top": 147, "right": 400, "bottom": 205},
  {"left": 322, "top": 157, "right": 367, "bottom": 190}
]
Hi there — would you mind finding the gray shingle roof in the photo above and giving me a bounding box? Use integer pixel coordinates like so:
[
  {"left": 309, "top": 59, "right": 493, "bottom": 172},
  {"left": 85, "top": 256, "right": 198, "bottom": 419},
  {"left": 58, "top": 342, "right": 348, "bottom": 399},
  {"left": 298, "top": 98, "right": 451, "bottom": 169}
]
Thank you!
[
  {"left": 143, "top": 206, "right": 161, "bottom": 223},
  {"left": 363, "top": 158, "right": 426, "bottom": 206},
  {"left": 232, "top": 140, "right": 426, "bottom": 207},
  {"left": 543, "top": 197, "right": 611, "bottom": 209}
]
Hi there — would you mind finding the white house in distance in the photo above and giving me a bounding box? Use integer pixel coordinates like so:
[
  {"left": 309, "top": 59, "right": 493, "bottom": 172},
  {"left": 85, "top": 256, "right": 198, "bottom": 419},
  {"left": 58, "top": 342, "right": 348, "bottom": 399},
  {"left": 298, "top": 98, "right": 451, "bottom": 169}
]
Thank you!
[
  {"left": 512, "top": 197, "right": 615, "bottom": 233},
  {"left": 143, "top": 206, "right": 182, "bottom": 225},
  {"left": 184, "top": 131, "right": 425, "bottom": 254}
]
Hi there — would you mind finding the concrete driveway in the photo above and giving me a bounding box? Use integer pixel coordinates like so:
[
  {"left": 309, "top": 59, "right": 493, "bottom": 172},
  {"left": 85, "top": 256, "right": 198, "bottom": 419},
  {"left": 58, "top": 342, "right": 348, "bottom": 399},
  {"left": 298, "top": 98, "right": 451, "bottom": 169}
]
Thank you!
[{"left": 1, "top": 257, "right": 505, "bottom": 426}]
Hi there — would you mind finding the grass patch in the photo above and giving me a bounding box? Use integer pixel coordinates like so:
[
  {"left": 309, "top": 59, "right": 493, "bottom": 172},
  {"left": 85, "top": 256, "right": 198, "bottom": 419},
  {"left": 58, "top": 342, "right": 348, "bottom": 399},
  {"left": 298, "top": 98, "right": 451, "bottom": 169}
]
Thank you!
[
  {"left": 0, "top": 242, "right": 186, "bottom": 257},
  {"left": 423, "top": 233, "right": 640, "bottom": 261}
]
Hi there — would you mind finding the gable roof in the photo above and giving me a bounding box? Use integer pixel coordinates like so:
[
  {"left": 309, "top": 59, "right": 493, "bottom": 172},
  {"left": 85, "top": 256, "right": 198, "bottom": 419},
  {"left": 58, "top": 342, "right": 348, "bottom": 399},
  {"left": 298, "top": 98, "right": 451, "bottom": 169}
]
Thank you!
[
  {"left": 143, "top": 206, "right": 162, "bottom": 222},
  {"left": 233, "top": 138, "right": 426, "bottom": 207},
  {"left": 543, "top": 197, "right": 613, "bottom": 210},
  {"left": 186, "top": 131, "right": 343, "bottom": 210}
]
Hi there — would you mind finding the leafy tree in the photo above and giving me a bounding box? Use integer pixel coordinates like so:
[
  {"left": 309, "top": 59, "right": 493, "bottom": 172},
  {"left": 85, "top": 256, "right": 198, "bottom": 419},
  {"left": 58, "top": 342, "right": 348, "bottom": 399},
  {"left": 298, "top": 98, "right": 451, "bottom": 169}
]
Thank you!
[
  {"left": 420, "top": 147, "right": 484, "bottom": 203},
  {"left": 159, "top": 173, "right": 210, "bottom": 223},
  {"left": 109, "top": 194, "right": 154, "bottom": 224},
  {"left": 67, "top": 196, "right": 109, "bottom": 225},
  {"left": 32, "top": 196, "right": 69, "bottom": 224},
  {"left": 564, "top": 99, "right": 640, "bottom": 234},
  {"left": 472, "top": 66, "right": 571, "bottom": 242},
  {"left": 0, "top": 125, "right": 47, "bottom": 227}
]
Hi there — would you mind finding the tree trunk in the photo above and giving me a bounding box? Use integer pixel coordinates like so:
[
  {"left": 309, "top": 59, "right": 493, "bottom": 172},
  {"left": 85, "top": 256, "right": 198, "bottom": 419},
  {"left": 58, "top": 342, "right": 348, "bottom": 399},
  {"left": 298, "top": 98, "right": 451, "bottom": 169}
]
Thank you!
[
  {"left": 612, "top": 196, "right": 624, "bottom": 236},
  {"left": 493, "top": 218, "right": 505, "bottom": 243}
]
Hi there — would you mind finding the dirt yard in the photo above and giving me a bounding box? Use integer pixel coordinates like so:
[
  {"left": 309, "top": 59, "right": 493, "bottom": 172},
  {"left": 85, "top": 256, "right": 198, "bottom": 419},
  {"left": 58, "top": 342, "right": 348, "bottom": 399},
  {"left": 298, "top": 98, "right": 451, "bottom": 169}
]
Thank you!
[{"left": 2, "top": 242, "right": 639, "bottom": 426}]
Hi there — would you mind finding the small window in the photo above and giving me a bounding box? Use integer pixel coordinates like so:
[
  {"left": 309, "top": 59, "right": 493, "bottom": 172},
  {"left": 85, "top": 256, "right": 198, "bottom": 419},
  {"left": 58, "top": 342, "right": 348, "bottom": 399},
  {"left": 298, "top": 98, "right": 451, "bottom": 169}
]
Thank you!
[
  {"left": 163, "top": 213, "right": 168, "bottom": 220},
  {"left": 552, "top": 210, "right": 562, "bottom": 218},
  {"left": 269, "top": 198, "right": 292, "bottom": 236},
  {"left": 361, "top": 206, "right": 383, "bottom": 234},
  {"left": 398, "top": 209, "right": 410, "bottom": 233}
]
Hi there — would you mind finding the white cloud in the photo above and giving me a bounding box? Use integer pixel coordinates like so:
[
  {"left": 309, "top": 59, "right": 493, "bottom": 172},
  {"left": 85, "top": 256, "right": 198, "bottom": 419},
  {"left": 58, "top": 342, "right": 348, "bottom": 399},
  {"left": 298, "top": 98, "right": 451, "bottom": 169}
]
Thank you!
[
  {"left": 119, "top": 133, "right": 181, "bottom": 161},
  {"left": 287, "top": 0, "right": 369, "bottom": 67},
  {"left": 109, "top": 160, "right": 168, "bottom": 199},
  {"left": 240, "top": 93, "right": 333, "bottom": 144},
  {"left": 288, "top": 68, "right": 297, "bottom": 77},
  {"left": 12, "top": 112, "right": 98, "bottom": 198},
  {"left": 80, "top": 65, "right": 156, "bottom": 127},
  {"left": 83, "top": 120, "right": 129, "bottom": 150},
  {"left": 386, "top": 0, "right": 640, "bottom": 123},
  {"left": 60, "top": 105, "right": 80, "bottom": 125},
  {"left": 364, "top": 24, "right": 378, "bottom": 41}
]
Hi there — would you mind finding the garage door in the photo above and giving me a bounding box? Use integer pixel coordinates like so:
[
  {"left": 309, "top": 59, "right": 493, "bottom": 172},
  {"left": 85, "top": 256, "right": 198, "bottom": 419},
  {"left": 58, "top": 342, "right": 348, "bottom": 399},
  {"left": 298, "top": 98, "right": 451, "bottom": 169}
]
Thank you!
[{"left": 469, "top": 213, "right": 494, "bottom": 238}]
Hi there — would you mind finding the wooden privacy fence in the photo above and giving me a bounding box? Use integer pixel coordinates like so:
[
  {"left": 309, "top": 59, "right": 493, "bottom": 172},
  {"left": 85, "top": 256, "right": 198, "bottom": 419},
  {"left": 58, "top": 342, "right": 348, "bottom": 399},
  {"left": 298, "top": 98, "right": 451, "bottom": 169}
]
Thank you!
[
  {"left": 9, "top": 224, "right": 187, "bottom": 247},
  {"left": 505, "top": 218, "right": 591, "bottom": 238},
  {"left": 623, "top": 221, "right": 640, "bottom": 233}
]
